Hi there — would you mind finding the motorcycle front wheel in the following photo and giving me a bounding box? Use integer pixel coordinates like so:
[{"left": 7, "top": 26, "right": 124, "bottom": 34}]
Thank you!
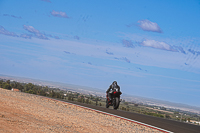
[
  {"left": 106, "top": 99, "right": 109, "bottom": 108},
  {"left": 113, "top": 97, "right": 120, "bottom": 110}
]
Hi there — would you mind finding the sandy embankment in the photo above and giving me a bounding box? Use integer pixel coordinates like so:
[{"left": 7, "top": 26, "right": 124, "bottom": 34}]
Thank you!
[{"left": 0, "top": 88, "right": 161, "bottom": 133}]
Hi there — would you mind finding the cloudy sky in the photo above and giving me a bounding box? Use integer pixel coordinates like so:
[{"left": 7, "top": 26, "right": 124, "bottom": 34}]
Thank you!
[{"left": 0, "top": 0, "right": 200, "bottom": 107}]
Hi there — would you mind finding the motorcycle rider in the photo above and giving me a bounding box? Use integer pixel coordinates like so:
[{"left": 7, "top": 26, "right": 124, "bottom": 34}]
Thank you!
[{"left": 106, "top": 81, "right": 120, "bottom": 103}]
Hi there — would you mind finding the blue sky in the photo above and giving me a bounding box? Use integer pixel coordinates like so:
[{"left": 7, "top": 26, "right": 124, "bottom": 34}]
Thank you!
[{"left": 0, "top": 0, "right": 200, "bottom": 107}]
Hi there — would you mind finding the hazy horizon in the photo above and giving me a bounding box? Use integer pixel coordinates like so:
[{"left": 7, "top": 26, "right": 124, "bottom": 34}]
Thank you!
[{"left": 0, "top": 0, "right": 200, "bottom": 107}]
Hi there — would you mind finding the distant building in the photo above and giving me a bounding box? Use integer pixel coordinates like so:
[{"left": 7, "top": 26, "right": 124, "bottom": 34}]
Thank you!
[
  {"left": 189, "top": 120, "right": 200, "bottom": 124},
  {"left": 11, "top": 88, "right": 20, "bottom": 92}
]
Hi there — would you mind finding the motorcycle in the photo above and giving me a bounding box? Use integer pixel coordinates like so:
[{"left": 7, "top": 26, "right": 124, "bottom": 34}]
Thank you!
[{"left": 106, "top": 89, "right": 122, "bottom": 110}]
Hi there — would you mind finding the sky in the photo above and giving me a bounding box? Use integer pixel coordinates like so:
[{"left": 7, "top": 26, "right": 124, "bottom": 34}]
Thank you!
[{"left": 0, "top": 0, "right": 200, "bottom": 107}]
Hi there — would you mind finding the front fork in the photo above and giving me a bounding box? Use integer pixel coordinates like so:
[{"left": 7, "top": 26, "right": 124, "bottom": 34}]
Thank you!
[
  {"left": 106, "top": 93, "right": 113, "bottom": 105},
  {"left": 106, "top": 94, "right": 110, "bottom": 102}
]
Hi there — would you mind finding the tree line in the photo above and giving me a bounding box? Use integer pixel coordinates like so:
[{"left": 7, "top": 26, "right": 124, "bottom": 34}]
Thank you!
[
  {"left": 0, "top": 79, "right": 62, "bottom": 98},
  {"left": 0, "top": 79, "right": 101, "bottom": 105}
]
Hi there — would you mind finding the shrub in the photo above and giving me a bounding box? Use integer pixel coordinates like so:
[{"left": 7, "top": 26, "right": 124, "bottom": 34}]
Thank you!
[{"left": 3, "top": 83, "right": 12, "bottom": 90}]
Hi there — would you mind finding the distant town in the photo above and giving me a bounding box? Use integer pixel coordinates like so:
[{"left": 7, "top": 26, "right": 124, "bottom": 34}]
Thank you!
[{"left": 0, "top": 74, "right": 200, "bottom": 125}]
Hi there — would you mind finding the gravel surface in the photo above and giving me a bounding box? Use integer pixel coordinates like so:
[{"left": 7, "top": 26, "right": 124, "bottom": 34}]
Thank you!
[{"left": 0, "top": 88, "right": 162, "bottom": 133}]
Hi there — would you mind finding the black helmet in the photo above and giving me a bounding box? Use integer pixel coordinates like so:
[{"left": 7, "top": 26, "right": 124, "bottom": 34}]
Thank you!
[{"left": 113, "top": 81, "right": 117, "bottom": 85}]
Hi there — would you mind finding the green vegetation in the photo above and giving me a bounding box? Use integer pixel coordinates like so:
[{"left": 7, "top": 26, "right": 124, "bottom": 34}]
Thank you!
[
  {"left": 0, "top": 79, "right": 199, "bottom": 125},
  {"left": 0, "top": 80, "right": 12, "bottom": 90}
]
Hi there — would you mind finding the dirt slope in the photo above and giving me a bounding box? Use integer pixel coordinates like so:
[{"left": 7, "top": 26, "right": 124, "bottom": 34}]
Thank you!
[{"left": 0, "top": 88, "right": 160, "bottom": 133}]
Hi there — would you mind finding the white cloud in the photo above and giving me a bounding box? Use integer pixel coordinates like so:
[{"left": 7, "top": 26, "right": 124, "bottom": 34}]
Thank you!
[
  {"left": 173, "top": 46, "right": 186, "bottom": 54},
  {"left": 0, "top": 26, "right": 18, "bottom": 37},
  {"left": 23, "top": 25, "right": 48, "bottom": 40},
  {"left": 23, "top": 25, "right": 40, "bottom": 34},
  {"left": 138, "top": 19, "right": 162, "bottom": 33},
  {"left": 3, "top": 14, "right": 22, "bottom": 19},
  {"left": 140, "top": 39, "right": 177, "bottom": 52},
  {"left": 106, "top": 50, "right": 114, "bottom": 55},
  {"left": 122, "top": 39, "right": 134, "bottom": 48},
  {"left": 2, "top": 34, "right": 200, "bottom": 75},
  {"left": 51, "top": 10, "right": 69, "bottom": 18},
  {"left": 20, "top": 34, "right": 32, "bottom": 39},
  {"left": 188, "top": 49, "right": 200, "bottom": 56},
  {"left": 114, "top": 57, "right": 130, "bottom": 63}
]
